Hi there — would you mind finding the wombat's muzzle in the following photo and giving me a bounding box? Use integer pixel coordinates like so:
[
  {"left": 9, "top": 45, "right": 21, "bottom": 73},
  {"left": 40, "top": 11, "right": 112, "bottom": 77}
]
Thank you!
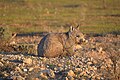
[{"left": 78, "top": 38, "right": 88, "bottom": 44}]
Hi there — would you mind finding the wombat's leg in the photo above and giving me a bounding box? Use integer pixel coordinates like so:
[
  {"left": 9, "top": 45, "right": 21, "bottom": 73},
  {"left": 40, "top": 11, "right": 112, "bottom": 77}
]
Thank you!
[
  {"left": 59, "top": 50, "right": 67, "bottom": 57},
  {"left": 64, "top": 47, "right": 76, "bottom": 56}
]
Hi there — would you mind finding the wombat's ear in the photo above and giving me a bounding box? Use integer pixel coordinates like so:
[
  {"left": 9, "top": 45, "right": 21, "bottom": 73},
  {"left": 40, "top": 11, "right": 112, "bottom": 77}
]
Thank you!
[
  {"left": 76, "top": 24, "right": 79, "bottom": 29},
  {"left": 69, "top": 26, "right": 74, "bottom": 32}
]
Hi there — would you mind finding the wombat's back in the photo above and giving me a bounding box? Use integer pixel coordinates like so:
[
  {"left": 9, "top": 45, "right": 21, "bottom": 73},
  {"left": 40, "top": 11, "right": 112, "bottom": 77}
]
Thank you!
[
  {"left": 37, "top": 25, "right": 86, "bottom": 58},
  {"left": 38, "top": 33, "right": 65, "bottom": 58}
]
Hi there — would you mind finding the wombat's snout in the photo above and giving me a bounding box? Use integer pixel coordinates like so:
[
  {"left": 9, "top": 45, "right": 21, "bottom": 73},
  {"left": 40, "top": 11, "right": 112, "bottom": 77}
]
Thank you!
[
  {"left": 78, "top": 38, "right": 87, "bottom": 44},
  {"left": 80, "top": 38, "right": 85, "bottom": 42}
]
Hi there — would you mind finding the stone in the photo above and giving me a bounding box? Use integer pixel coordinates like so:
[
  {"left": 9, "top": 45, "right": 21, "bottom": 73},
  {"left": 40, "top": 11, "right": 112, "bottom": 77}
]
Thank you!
[
  {"left": 15, "top": 67, "right": 23, "bottom": 74},
  {"left": 92, "top": 60, "right": 97, "bottom": 64},
  {"left": 96, "top": 76, "right": 101, "bottom": 80},
  {"left": 23, "top": 58, "right": 32, "bottom": 65},
  {"left": 33, "top": 78, "right": 39, "bottom": 80},
  {"left": 74, "top": 68, "right": 82, "bottom": 72},
  {"left": 23, "top": 68, "right": 28, "bottom": 72},
  {"left": 0, "top": 62, "right": 4, "bottom": 66},
  {"left": 13, "top": 76, "right": 25, "bottom": 80},
  {"left": 79, "top": 71, "right": 86, "bottom": 76},
  {"left": 67, "top": 70, "right": 75, "bottom": 77},
  {"left": 87, "top": 62, "right": 93, "bottom": 65},
  {"left": 101, "top": 65, "right": 106, "bottom": 69},
  {"left": 41, "top": 69, "right": 55, "bottom": 78},
  {"left": 40, "top": 73, "right": 48, "bottom": 79},
  {"left": 4, "top": 73, "right": 8, "bottom": 77},
  {"left": 65, "top": 77, "right": 69, "bottom": 80},
  {"left": 93, "top": 66, "right": 97, "bottom": 70},
  {"left": 98, "top": 47, "right": 103, "bottom": 53},
  {"left": 57, "top": 63, "right": 62, "bottom": 67},
  {"left": 48, "top": 69, "right": 55, "bottom": 78},
  {"left": 68, "top": 76, "right": 74, "bottom": 80},
  {"left": 29, "top": 67, "right": 34, "bottom": 71}
]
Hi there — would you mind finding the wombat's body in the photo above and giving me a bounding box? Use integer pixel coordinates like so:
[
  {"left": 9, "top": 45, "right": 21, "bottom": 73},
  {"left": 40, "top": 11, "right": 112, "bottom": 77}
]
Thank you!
[{"left": 38, "top": 26, "right": 85, "bottom": 58}]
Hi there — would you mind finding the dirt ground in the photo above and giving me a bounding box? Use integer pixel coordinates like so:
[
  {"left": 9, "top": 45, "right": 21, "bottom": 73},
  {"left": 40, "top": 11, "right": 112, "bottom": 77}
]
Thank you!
[{"left": 0, "top": 33, "right": 120, "bottom": 80}]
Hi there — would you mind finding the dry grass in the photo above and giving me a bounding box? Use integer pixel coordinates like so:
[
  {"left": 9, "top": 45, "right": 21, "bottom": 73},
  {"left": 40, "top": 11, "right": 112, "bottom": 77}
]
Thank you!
[{"left": 0, "top": 0, "right": 120, "bottom": 37}]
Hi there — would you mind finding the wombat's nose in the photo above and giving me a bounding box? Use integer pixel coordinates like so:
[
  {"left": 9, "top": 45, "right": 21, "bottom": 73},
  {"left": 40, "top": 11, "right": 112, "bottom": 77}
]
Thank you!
[
  {"left": 79, "top": 38, "right": 88, "bottom": 44},
  {"left": 80, "top": 38, "right": 85, "bottom": 42}
]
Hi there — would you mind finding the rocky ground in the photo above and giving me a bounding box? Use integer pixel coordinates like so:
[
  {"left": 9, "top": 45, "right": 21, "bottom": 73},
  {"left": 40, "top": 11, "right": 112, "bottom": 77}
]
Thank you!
[{"left": 0, "top": 34, "right": 120, "bottom": 80}]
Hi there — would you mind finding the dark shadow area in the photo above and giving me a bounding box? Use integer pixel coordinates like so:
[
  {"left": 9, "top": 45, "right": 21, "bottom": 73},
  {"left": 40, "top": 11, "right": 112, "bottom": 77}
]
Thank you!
[
  {"left": 86, "top": 30, "right": 120, "bottom": 37},
  {"left": 109, "top": 14, "right": 120, "bottom": 17},
  {"left": 104, "top": 14, "right": 120, "bottom": 17},
  {"left": 9, "top": 60, "right": 23, "bottom": 63},
  {"left": 0, "top": 51, "right": 37, "bottom": 57},
  {"left": 86, "top": 33, "right": 104, "bottom": 37},
  {"left": 0, "top": 78, "right": 12, "bottom": 80},
  {"left": 63, "top": 4, "right": 80, "bottom": 8},
  {"left": 16, "top": 32, "right": 48, "bottom": 37},
  {"left": 109, "top": 30, "right": 120, "bottom": 35},
  {"left": 95, "top": 7, "right": 120, "bottom": 10},
  {"left": 3, "top": 0, "right": 25, "bottom": 3}
]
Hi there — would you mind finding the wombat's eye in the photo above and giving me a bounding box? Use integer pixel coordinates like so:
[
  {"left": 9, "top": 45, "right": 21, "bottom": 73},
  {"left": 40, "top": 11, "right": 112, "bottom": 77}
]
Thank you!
[{"left": 76, "top": 35, "right": 80, "bottom": 37}]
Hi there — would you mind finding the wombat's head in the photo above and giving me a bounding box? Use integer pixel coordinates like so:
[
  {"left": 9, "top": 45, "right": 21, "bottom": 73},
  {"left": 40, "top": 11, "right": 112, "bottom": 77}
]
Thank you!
[{"left": 68, "top": 25, "right": 86, "bottom": 44}]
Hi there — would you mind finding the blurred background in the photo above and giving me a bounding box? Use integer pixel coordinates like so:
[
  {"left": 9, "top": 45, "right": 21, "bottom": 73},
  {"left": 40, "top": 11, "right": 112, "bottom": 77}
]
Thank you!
[{"left": 0, "top": 0, "right": 120, "bottom": 39}]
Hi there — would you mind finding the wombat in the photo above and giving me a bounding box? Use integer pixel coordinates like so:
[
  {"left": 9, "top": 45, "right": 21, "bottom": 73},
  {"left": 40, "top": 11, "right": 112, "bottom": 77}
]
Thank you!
[{"left": 37, "top": 25, "right": 85, "bottom": 58}]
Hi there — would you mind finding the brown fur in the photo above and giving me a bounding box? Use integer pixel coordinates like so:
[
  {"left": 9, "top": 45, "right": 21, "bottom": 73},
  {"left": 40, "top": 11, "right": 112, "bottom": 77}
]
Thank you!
[{"left": 37, "top": 26, "right": 85, "bottom": 58}]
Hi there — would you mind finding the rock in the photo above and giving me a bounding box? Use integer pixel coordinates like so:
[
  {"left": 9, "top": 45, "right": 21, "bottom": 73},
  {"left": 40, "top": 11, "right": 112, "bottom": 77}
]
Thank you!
[
  {"left": 41, "top": 69, "right": 55, "bottom": 78},
  {"left": 98, "top": 47, "right": 103, "bottom": 53},
  {"left": 101, "top": 65, "right": 106, "bottom": 69},
  {"left": 42, "top": 57, "right": 47, "bottom": 62},
  {"left": 67, "top": 70, "right": 75, "bottom": 77},
  {"left": 29, "top": 67, "right": 34, "bottom": 71},
  {"left": 15, "top": 67, "right": 23, "bottom": 74},
  {"left": 57, "top": 63, "right": 62, "bottom": 67},
  {"left": 85, "top": 40, "right": 88, "bottom": 43},
  {"left": 74, "top": 68, "right": 82, "bottom": 73},
  {"left": 54, "top": 67, "right": 57, "bottom": 71},
  {"left": 0, "top": 62, "right": 4, "bottom": 66},
  {"left": 79, "top": 71, "right": 86, "bottom": 76},
  {"left": 10, "top": 41, "right": 16, "bottom": 45},
  {"left": 118, "top": 49, "right": 120, "bottom": 52},
  {"left": 81, "top": 79, "right": 86, "bottom": 80},
  {"left": 96, "top": 76, "right": 101, "bottom": 80},
  {"left": 92, "top": 60, "right": 97, "bottom": 64},
  {"left": 93, "top": 66, "right": 97, "bottom": 70},
  {"left": 87, "top": 62, "right": 93, "bottom": 65},
  {"left": 40, "top": 73, "right": 48, "bottom": 79},
  {"left": 4, "top": 73, "right": 8, "bottom": 77},
  {"left": 13, "top": 76, "right": 25, "bottom": 80},
  {"left": 23, "top": 58, "right": 32, "bottom": 65},
  {"left": 48, "top": 69, "right": 55, "bottom": 78},
  {"left": 67, "top": 76, "right": 74, "bottom": 80},
  {"left": 32, "top": 78, "right": 39, "bottom": 80},
  {"left": 65, "top": 77, "right": 69, "bottom": 80},
  {"left": 23, "top": 68, "right": 28, "bottom": 72}
]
